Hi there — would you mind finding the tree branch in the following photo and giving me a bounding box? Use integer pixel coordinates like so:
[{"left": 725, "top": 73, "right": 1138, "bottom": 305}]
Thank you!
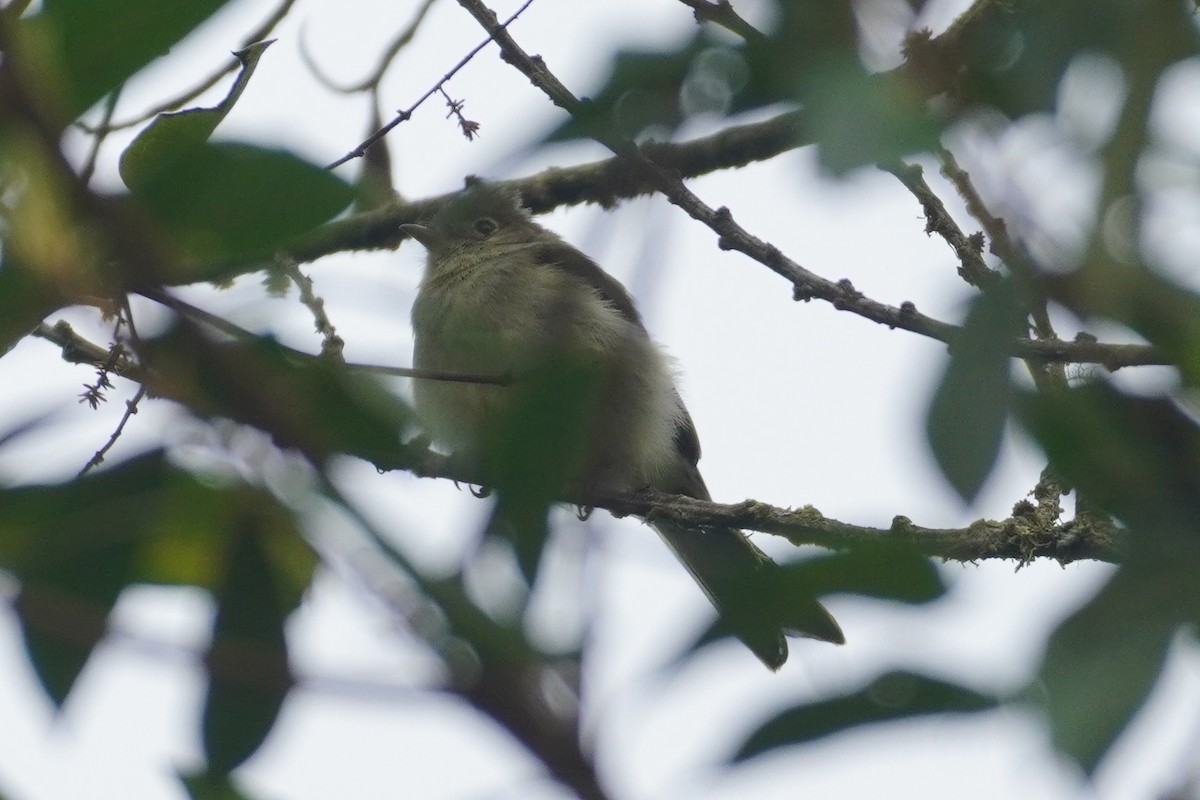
[
  {"left": 450, "top": 0, "right": 1166, "bottom": 373},
  {"left": 28, "top": 312, "right": 1126, "bottom": 565},
  {"left": 675, "top": 0, "right": 767, "bottom": 44},
  {"left": 398, "top": 449, "right": 1123, "bottom": 565}
]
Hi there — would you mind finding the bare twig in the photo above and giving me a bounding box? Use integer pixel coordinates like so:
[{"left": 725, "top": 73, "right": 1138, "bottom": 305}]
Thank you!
[
  {"left": 33, "top": 320, "right": 140, "bottom": 378},
  {"left": 273, "top": 256, "right": 346, "bottom": 361},
  {"left": 675, "top": 0, "right": 767, "bottom": 43},
  {"left": 936, "top": 148, "right": 1060, "bottom": 339},
  {"left": 884, "top": 161, "right": 999, "bottom": 290},
  {"left": 324, "top": 0, "right": 536, "bottom": 169},
  {"left": 452, "top": 0, "right": 1167, "bottom": 374},
  {"left": 439, "top": 86, "right": 481, "bottom": 140},
  {"left": 79, "top": 86, "right": 121, "bottom": 184},
  {"left": 301, "top": 0, "right": 440, "bottom": 94},
  {"left": 138, "top": 289, "right": 507, "bottom": 385},
  {"left": 78, "top": 385, "right": 146, "bottom": 476}
]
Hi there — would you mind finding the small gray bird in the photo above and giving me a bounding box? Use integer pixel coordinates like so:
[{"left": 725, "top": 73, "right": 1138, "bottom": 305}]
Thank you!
[{"left": 402, "top": 181, "right": 843, "bottom": 669}]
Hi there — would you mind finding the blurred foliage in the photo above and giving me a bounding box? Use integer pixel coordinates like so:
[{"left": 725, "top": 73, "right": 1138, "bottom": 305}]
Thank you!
[
  {"left": 682, "top": 542, "right": 947, "bottom": 664},
  {"left": 733, "top": 670, "right": 998, "bottom": 762},
  {"left": 0, "top": 0, "right": 1199, "bottom": 797},
  {"left": 926, "top": 282, "right": 1024, "bottom": 501}
]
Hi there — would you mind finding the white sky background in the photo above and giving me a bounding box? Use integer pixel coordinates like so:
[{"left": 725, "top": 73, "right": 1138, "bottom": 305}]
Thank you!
[{"left": 1, "top": 0, "right": 1199, "bottom": 798}]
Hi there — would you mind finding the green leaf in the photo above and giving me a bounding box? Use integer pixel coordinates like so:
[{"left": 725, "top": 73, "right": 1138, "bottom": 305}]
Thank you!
[
  {"left": 202, "top": 523, "right": 294, "bottom": 773},
  {"left": 5, "top": 455, "right": 170, "bottom": 706},
  {"left": 927, "top": 285, "right": 1023, "bottom": 502},
  {"left": 1018, "top": 382, "right": 1200, "bottom": 771},
  {"left": 128, "top": 143, "right": 354, "bottom": 263},
  {"left": 120, "top": 40, "right": 276, "bottom": 191},
  {"left": 18, "top": 0, "right": 236, "bottom": 122},
  {"left": 0, "top": 452, "right": 318, "bottom": 707},
  {"left": 679, "top": 544, "right": 941, "bottom": 667},
  {"left": 1035, "top": 567, "right": 1179, "bottom": 773},
  {"left": 1018, "top": 382, "right": 1200, "bottom": 535},
  {"left": 15, "top": 565, "right": 131, "bottom": 708},
  {"left": 480, "top": 355, "right": 607, "bottom": 583},
  {"left": 781, "top": 544, "right": 946, "bottom": 605},
  {"left": 0, "top": 259, "right": 63, "bottom": 356},
  {"left": 801, "top": 63, "right": 945, "bottom": 173},
  {"left": 733, "top": 670, "right": 996, "bottom": 762},
  {"left": 180, "top": 769, "right": 259, "bottom": 800}
]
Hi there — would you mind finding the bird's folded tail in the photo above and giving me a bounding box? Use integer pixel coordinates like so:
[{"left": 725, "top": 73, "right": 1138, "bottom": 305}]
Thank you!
[{"left": 651, "top": 519, "right": 844, "bottom": 670}]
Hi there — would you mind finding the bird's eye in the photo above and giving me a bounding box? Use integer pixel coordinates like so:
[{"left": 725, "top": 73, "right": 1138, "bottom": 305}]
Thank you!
[{"left": 473, "top": 217, "right": 498, "bottom": 237}]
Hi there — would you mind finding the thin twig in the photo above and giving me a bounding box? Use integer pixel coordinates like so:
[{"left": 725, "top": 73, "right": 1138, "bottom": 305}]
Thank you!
[
  {"left": 137, "top": 288, "right": 507, "bottom": 385},
  {"left": 884, "top": 161, "right": 998, "bottom": 290},
  {"left": 79, "top": 86, "right": 121, "bottom": 184},
  {"left": 78, "top": 385, "right": 146, "bottom": 475},
  {"left": 274, "top": 256, "right": 346, "bottom": 361},
  {"left": 937, "top": 147, "right": 1058, "bottom": 339},
  {"left": 301, "top": 0, "right": 440, "bottom": 94},
  {"left": 675, "top": 0, "right": 767, "bottom": 43},
  {"left": 324, "top": 0, "right": 537, "bottom": 170},
  {"left": 452, "top": 0, "right": 1167, "bottom": 374}
]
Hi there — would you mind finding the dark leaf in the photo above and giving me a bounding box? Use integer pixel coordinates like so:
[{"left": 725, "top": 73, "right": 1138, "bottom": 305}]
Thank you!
[
  {"left": 734, "top": 670, "right": 996, "bottom": 761},
  {"left": 180, "top": 769, "right": 259, "bottom": 800},
  {"left": 1017, "top": 382, "right": 1200, "bottom": 536},
  {"left": 128, "top": 143, "right": 354, "bottom": 263},
  {"left": 1019, "top": 382, "right": 1200, "bottom": 771},
  {"left": 480, "top": 356, "right": 606, "bottom": 583},
  {"left": 0, "top": 452, "right": 317, "bottom": 707},
  {"left": 0, "top": 260, "right": 63, "bottom": 356},
  {"left": 781, "top": 544, "right": 946, "bottom": 605},
  {"left": 1035, "top": 566, "right": 1181, "bottom": 773},
  {"left": 15, "top": 578, "right": 126, "bottom": 708},
  {"left": 5, "top": 455, "right": 171, "bottom": 706},
  {"left": 202, "top": 523, "right": 295, "bottom": 773},
  {"left": 927, "top": 285, "right": 1023, "bottom": 501},
  {"left": 802, "top": 64, "right": 945, "bottom": 173},
  {"left": 18, "top": 0, "right": 236, "bottom": 122}
]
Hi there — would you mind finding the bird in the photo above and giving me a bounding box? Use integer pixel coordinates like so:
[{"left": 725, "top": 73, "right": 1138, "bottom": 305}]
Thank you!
[{"left": 401, "top": 181, "right": 843, "bottom": 669}]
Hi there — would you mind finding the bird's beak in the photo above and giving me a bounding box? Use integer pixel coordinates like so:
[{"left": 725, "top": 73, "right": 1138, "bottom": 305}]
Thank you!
[{"left": 400, "top": 223, "right": 443, "bottom": 251}]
